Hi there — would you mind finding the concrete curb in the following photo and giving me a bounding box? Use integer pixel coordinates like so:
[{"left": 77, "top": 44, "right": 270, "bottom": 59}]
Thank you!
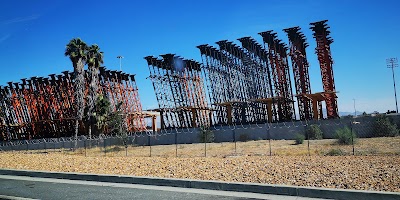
[{"left": 0, "top": 168, "right": 399, "bottom": 200}]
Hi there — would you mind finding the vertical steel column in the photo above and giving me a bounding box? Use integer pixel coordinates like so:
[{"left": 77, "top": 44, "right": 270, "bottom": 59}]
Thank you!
[
  {"left": 310, "top": 20, "right": 339, "bottom": 119},
  {"left": 284, "top": 27, "right": 313, "bottom": 120},
  {"left": 259, "top": 31, "right": 295, "bottom": 121}
]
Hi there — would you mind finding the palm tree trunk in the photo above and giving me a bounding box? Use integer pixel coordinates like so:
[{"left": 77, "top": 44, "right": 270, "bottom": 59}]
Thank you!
[
  {"left": 87, "top": 65, "right": 98, "bottom": 140},
  {"left": 74, "top": 58, "right": 85, "bottom": 150}
]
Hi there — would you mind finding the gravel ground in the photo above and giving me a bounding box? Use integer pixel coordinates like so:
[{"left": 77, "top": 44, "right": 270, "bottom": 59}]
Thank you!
[{"left": 0, "top": 152, "right": 399, "bottom": 192}]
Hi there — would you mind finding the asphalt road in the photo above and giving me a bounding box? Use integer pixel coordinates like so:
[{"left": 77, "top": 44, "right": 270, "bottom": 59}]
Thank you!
[{"left": 0, "top": 175, "right": 331, "bottom": 200}]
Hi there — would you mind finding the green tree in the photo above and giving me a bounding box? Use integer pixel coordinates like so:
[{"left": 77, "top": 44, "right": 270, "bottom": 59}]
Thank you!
[
  {"left": 65, "top": 38, "right": 88, "bottom": 148},
  {"left": 373, "top": 115, "right": 398, "bottom": 137},
  {"left": 93, "top": 95, "right": 126, "bottom": 136},
  {"left": 107, "top": 101, "right": 125, "bottom": 135},
  {"left": 86, "top": 44, "right": 103, "bottom": 139},
  {"left": 94, "top": 95, "right": 111, "bottom": 134}
]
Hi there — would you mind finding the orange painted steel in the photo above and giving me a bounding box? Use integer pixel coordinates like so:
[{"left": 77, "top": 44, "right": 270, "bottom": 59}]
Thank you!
[
  {"left": 310, "top": 20, "right": 339, "bottom": 119},
  {"left": 0, "top": 67, "right": 146, "bottom": 141}
]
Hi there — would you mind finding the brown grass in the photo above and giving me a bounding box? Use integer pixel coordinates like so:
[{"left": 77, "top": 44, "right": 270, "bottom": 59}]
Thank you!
[
  {"left": 1, "top": 137, "right": 399, "bottom": 192},
  {"left": 45, "top": 136, "right": 400, "bottom": 157},
  {"left": 0, "top": 153, "right": 399, "bottom": 192}
]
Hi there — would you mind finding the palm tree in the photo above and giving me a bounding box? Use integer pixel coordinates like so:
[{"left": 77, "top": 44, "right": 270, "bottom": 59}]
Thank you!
[
  {"left": 65, "top": 38, "right": 88, "bottom": 149},
  {"left": 86, "top": 44, "right": 103, "bottom": 139}
]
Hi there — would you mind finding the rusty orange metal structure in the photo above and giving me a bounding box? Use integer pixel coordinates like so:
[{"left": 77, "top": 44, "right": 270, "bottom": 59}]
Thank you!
[
  {"left": 310, "top": 20, "right": 339, "bottom": 119},
  {"left": 0, "top": 67, "right": 146, "bottom": 141},
  {"left": 283, "top": 26, "right": 313, "bottom": 120}
]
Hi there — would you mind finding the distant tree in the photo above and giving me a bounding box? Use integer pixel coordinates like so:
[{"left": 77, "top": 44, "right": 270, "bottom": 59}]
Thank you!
[
  {"left": 342, "top": 115, "right": 353, "bottom": 119},
  {"left": 386, "top": 110, "right": 396, "bottom": 114},
  {"left": 373, "top": 115, "right": 398, "bottom": 137},
  {"left": 362, "top": 111, "right": 367, "bottom": 116},
  {"left": 65, "top": 38, "right": 88, "bottom": 148}
]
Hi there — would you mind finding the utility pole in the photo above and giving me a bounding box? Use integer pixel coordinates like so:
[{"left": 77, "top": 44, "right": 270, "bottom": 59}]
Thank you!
[
  {"left": 387, "top": 58, "right": 399, "bottom": 113},
  {"left": 117, "top": 56, "right": 124, "bottom": 71}
]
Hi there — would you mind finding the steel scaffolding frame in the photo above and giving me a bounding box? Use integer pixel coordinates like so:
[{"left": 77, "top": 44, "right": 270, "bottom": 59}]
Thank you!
[
  {"left": 283, "top": 26, "right": 313, "bottom": 120},
  {"left": 145, "top": 54, "right": 209, "bottom": 129},
  {"left": 0, "top": 68, "right": 146, "bottom": 141},
  {"left": 258, "top": 31, "right": 296, "bottom": 121},
  {"left": 310, "top": 20, "right": 339, "bottom": 119}
]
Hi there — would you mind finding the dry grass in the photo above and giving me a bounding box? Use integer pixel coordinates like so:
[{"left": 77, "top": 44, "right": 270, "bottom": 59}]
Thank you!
[
  {"left": 0, "top": 153, "right": 399, "bottom": 192},
  {"left": 1, "top": 137, "right": 399, "bottom": 192},
  {"left": 45, "top": 136, "right": 400, "bottom": 157}
]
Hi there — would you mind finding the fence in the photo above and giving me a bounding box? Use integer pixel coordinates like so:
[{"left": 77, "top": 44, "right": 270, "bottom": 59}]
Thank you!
[{"left": 1, "top": 115, "right": 399, "bottom": 157}]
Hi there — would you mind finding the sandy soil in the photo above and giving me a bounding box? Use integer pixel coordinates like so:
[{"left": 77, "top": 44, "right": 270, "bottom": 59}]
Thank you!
[{"left": 0, "top": 152, "right": 399, "bottom": 192}]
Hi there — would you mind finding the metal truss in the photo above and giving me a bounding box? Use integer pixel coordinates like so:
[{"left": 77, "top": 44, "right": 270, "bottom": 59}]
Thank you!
[
  {"left": 310, "top": 20, "right": 339, "bottom": 119},
  {"left": 145, "top": 54, "right": 209, "bottom": 129},
  {"left": 0, "top": 68, "right": 146, "bottom": 141},
  {"left": 258, "top": 31, "right": 296, "bottom": 121},
  {"left": 283, "top": 26, "right": 313, "bottom": 120}
]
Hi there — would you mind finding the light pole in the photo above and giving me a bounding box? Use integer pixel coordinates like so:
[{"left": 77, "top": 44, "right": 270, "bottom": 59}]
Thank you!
[
  {"left": 387, "top": 58, "right": 399, "bottom": 113},
  {"left": 117, "top": 56, "right": 124, "bottom": 71}
]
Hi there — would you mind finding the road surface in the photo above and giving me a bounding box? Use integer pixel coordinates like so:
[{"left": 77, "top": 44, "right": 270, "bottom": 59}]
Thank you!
[{"left": 0, "top": 175, "right": 331, "bottom": 200}]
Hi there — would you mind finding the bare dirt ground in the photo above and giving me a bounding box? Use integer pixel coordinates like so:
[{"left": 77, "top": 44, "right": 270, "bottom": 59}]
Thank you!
[{"left": 1, "top": 137, "right": 399, "bottom": 192}]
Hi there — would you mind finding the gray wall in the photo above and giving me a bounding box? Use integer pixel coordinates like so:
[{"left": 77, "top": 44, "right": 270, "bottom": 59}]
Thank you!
[{"left": 1, "top": 115, "right": 399, "bottom": 151}]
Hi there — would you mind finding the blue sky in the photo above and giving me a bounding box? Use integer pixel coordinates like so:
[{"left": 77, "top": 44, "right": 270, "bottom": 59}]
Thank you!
[{"left": 1, "top": 0, "right": 400, "bottom": 113}]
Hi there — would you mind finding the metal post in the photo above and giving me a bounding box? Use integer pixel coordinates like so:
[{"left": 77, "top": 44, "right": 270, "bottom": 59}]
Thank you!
[
  {"left": 175, "top": 131, "right": 178, "bottom": 157},
  {"left": 104, "top": 138, "right": 106, "bottom": 156},
  {"left": 148, "top": 135, "right": 151, "bottom": 157},
  {"left": 351, "top": 121, "right": 355, "bottom": 156},
  {"left": 233, "top": 129, "right": 237, "bottom": 154},
  {"left": 84, "top": 139, "right": 87, "bottom": 157},
  {"left": 392, "top": 66, "right": 398, "bottom": 113},
  {"left": 117, "top": 56, "right": 124, "bottom": 71},
  {"left": 305, "top": 123, "right": 310, "bottom": 156},
  {"left": 204, "top": 129, "right": 207, "bottom": 157},
  {"left": 267, "top": 127, "right": 271, "bottom": 156},
  {"left": 387, "top": 58, "right": 399, "bottom": 113}
]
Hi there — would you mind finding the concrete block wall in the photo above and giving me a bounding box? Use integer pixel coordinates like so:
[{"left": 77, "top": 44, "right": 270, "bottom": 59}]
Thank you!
[{"left": 1, "top": 115, "right": 399, "bottom": 151}]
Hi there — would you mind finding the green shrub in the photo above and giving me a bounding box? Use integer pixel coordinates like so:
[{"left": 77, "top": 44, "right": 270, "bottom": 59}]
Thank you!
[
  {"left": 294, "top": 133, "right": 305, "bottom": 145},
  {"left": 373, "top": 115, "right": 398, "bottom": 137},
  {"left": 305, "top": 124, "right": 323, "bottom": 140},
  {"left": 325, "top": 149, "right": 344, "bottom": 156},
  {"left": 199, "top": 126, "right": 214, "bottom": 143},
  {"left": 335, "top": 126, "right": 356, "bottom": 145},
  {"left": 239, "top": 133, "right": 249, "bottom": 142}
]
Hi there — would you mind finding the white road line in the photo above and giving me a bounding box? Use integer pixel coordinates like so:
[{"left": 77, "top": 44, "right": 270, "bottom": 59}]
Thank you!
[
  {"left": 0, "top": 194, "right": 39, "bottom": 200},
  {"left": 0, "top": 175, "right": 329, "bottom": 200}
]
